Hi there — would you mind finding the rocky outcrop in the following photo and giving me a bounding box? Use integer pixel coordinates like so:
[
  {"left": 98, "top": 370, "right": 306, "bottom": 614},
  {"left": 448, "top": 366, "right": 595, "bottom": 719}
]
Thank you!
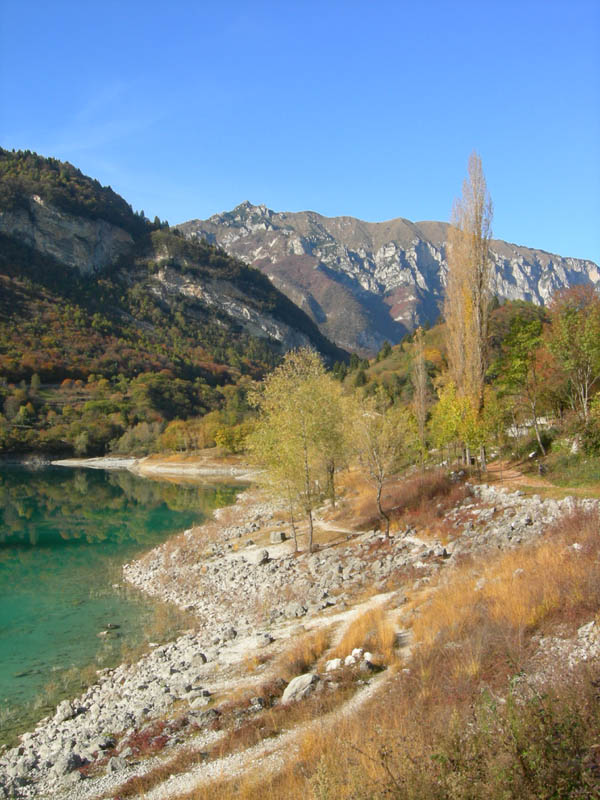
[
  {"left": 179, "top": 203, "right": 600, "bottom": 353},
  {"left": 150, "top": 266, "right": 315, "bottom": 350},
  {"left": 0, "top": 195, "right": 134, "bottom": 274},
  {"left": 281, "top": 673, "right": 319, "bottom": 703}
]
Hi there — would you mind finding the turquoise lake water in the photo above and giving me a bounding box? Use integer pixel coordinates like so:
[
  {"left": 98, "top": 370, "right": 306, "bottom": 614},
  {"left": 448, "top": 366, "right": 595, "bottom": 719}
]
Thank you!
[{"left": 0, "top": 465, "right": 239, "bottom": 745}]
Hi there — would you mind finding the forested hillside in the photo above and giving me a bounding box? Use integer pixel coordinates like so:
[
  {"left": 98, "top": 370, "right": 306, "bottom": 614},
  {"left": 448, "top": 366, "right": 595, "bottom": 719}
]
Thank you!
[{"left": 0, "top": 149, "right": 345, "bottom": 457}]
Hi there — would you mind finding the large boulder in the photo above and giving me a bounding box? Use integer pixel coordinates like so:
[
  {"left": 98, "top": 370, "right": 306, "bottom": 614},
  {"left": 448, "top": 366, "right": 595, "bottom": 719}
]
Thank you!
[
  {"left": 281, "top": 673, "right": 319, "bottom": 703},
  {"left": 246, "top": 549, "right": 270, "bottom": 565},
  {"left": 284, "top": 601, "right": 307, "bottom": 618}
]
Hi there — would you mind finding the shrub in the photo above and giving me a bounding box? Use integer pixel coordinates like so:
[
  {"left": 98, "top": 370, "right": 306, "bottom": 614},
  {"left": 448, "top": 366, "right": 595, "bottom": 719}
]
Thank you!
[{"left": 581, "top": 419, "right": 600, "bottom": 456}]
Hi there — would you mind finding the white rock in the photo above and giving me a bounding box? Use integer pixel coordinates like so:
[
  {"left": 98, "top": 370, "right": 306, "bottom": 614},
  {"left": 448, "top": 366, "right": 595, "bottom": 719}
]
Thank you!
[
  {"left": 246, "top": 549, "right": 270, "bottom": 566},
  {"left": 281, "top": 673, "right": 319, "bottom": 703}
]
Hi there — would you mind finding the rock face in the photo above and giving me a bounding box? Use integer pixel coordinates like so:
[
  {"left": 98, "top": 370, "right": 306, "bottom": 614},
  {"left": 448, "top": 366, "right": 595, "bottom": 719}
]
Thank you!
[
  {"left": 0, "top": 195, "right": 134, "bottom": 275},
  {"left": 150, "top": 265, "right": 315, "bottom": 351},
  {"left": 179, "top": 202, "right": 600, "bottom": 353}
]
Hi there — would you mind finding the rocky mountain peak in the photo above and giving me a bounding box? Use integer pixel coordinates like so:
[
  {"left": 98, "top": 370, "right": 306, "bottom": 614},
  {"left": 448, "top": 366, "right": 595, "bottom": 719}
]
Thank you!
[{"left": 178, "top": 206, "right": 600, "bottom": 355}]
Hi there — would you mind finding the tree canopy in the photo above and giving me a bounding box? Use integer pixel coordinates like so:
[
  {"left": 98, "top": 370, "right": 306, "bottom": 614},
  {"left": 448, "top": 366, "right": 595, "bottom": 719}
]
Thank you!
[{"left": 249, "top": 348, "right": 346, "bottom": 552}]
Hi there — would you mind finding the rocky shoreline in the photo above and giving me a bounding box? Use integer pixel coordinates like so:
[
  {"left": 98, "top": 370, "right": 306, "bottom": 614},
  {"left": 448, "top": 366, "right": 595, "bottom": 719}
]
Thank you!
[{"left": 0, "top": 478, "right": 597, "bottom": 800}]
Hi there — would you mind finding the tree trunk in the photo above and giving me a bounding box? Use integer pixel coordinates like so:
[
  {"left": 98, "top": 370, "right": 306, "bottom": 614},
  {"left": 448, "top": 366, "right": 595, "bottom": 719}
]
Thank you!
[
  {"left": 307, "top": 508, "right": 314, "bottom": 553},
  {"left": 479, "top": 444, "right": 487, "bottom": 473},
  {"left": 327, "top": 462, "right": 336, "bottom": 507},
  {"left": 289, "top": 503, "right": 298, "bottom": 553},
  {"left": 580, "top": 381, "right": 589, "bottom": 423},
  {"left": 531, "top": 404, "right": 546, "bottom": 456},
  {"left": 376, "top": 483, "right": 390, "bottom": 538}
]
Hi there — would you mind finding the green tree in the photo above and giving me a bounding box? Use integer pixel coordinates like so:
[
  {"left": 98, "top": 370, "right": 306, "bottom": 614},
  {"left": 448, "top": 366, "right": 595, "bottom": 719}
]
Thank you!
[
  {"left": 497, "top": 314, "right": 548, "bottom": 454},
  {"left": 481, "top": 387, "right": 511, "bottom": 456},
  {"left": 354, "top": 369, "right": 367, "bottom": 387},
  {"left": 547, "top": 285, "right": 600, "bottom": 422}
]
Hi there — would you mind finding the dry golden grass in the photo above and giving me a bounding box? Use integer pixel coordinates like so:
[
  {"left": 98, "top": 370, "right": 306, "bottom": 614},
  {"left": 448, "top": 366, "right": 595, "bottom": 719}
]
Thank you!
[
  {"left": 275, "top": 627, "right": 332, "bottom": 682},
  {"left": 242, "top": 652, "right": 271, "bottom": 673},
  {"left": 412, "top": 507, "right": 600, "bottom": 660},
  {"left": 329, "top": 606, "right": 397, "bottom": 664},
  {"left": 326, "top": 469, "right": 377, "bottom": 529},
  {"left": 327, "top": 467, "right": 471, "bottom": 536}
]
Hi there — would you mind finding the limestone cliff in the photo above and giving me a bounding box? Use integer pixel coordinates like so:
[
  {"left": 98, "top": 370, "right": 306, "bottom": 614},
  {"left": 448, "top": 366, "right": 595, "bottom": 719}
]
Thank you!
[
  {"left": 0, "top": 195, "right": 134, "bottom": 275},
  {"left": 150, "top": 264, "right": 318, "bottom": 352}
]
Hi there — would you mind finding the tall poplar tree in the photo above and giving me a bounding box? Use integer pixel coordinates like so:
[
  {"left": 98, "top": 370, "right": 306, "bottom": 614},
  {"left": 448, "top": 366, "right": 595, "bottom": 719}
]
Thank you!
[
  {"left": 412, "top": 327, "right": 428, "bottom": 463},
  {"left": 444, "top": 152, "right": 493, "bottom": 465}
]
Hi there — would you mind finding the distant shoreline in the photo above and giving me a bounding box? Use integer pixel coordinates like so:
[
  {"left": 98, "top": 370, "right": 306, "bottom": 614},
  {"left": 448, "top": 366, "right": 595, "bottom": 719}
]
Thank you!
[
  {"left": 52, "top": 456, "right": 137, "bottom": 470},
  {"left": 51, "top": 453, "right": 258, "bottom": 481}
]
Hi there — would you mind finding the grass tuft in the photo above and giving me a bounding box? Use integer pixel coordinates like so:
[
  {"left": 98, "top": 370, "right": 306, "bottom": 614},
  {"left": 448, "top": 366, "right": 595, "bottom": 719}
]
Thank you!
[
  {"left": 276, "top": 627, "right": 332, "bottom": 682},
  {"left": 330, "top": 606, "right": 397, "bottom": 664}
]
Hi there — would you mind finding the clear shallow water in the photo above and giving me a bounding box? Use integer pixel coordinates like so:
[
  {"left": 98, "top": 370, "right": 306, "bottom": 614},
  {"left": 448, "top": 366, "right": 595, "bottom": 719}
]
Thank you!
[{"left": 0, "top": 465, "right": 239, "bottom": 744}]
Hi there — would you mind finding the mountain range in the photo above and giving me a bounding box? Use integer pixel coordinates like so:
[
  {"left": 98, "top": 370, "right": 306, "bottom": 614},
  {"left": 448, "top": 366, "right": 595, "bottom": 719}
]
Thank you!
[{"left": 179, "top": 202, "right": 600, "bottom": 354}]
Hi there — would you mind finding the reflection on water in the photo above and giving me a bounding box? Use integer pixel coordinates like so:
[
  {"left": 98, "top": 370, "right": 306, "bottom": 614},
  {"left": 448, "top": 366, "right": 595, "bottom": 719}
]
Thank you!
[{"left": 0, "top": 465, "right": 240, "bottom": 746}]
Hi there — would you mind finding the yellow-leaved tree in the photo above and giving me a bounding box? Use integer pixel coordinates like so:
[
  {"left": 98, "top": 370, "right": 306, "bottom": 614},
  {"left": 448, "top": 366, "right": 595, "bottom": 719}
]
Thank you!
[
  {"left": 412, "top": 326, "right": 429, "bottom": 464},
  {"left": 248, "top": 348, "right": 346, "bottom": 552},
  {"left": 350, "top": 388, "right": 418, "bottom": 537},
  {"left": 444, "top": 151, "right": 493, "bottom": 467}
]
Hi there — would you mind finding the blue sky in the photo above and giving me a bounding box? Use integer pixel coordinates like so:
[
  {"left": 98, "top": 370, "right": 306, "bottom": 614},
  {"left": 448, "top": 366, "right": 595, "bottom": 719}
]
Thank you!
[{"left": 1, "top": 0, "right": 599, "bottom": 263}]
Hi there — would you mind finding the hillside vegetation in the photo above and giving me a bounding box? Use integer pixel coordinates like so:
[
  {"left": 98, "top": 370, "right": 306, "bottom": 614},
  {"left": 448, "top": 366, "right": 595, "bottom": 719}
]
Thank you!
[
  {"left": 0, "top": 148, "right": 152, "bottom": 236},
  {"left": 0, "top": 149, "right": 345, "bottom": 457}
]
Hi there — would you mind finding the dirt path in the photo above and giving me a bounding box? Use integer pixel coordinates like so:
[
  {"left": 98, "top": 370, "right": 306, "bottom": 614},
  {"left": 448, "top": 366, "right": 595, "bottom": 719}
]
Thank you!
[
  {"left": 482, "top": 458, "right": 600, "bottom": 499},
  {"left": 483, "top": 459, "right": 550, "bottom": 489},
  {"left": 141, "top": 589, "right": 404, "bottom": 800}
]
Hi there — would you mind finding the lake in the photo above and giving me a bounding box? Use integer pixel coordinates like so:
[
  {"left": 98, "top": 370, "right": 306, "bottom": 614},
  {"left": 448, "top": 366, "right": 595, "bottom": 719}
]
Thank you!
[{"left": 0, "top": 464, "right": 239, "bottom": 745}]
